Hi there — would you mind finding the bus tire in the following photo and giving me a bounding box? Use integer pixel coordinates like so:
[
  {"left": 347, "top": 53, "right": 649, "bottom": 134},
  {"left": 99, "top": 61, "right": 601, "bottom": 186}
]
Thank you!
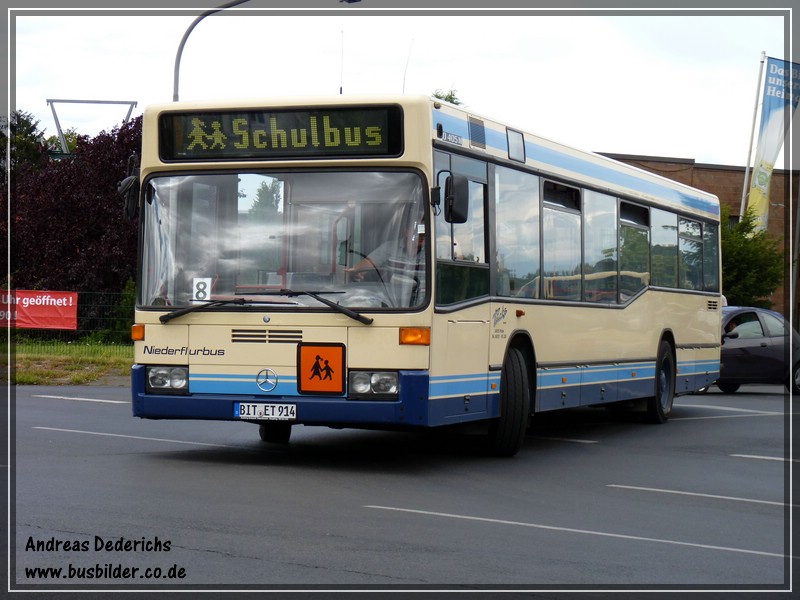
[
  {"left": 259, "top": 422, "right": 292, "bottom": 444},
  {"left": 646, "top": 340, "right": 675, "bottom": 424},
  {"left": 487, "top": 347, "right": 530, "bottom": 457}
]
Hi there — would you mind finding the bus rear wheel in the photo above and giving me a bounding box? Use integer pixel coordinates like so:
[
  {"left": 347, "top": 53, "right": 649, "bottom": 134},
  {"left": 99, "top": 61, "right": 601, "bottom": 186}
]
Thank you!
[
  {"left": 487, "top": 347, "right": 530, "bottom": 457},
  {"left": 645, "top": 340, "right": 675, "bottom": 424},
  {"left": 259, "top": 422, "right": 292, "bottom": 444}
]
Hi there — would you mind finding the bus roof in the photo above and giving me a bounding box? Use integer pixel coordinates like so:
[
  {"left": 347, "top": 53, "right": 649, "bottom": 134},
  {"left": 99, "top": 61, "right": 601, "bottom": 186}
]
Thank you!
[{"left": 430, "top": 98, "right": 719, "bottom": 221}]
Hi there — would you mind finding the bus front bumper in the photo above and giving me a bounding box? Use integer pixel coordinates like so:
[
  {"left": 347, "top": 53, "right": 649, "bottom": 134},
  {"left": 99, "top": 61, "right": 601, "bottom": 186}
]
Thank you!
[{"left": 131, "top": 364, "right": 435, "bottom": 428}]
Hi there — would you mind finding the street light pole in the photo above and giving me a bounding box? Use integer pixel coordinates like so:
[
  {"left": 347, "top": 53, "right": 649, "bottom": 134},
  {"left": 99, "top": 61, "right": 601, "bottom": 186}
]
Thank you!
[
  {"left": 172, "top": 0, "right": 251, "bottom": 102},
  {"left": 172, "top": 0, "right": 362, "bottom": 102}
]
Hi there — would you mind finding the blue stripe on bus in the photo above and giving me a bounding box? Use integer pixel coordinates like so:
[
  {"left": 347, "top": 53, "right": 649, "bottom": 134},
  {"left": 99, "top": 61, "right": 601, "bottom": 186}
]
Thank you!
[
  {"left": 429, "top": 373, "right": 501, "bottom": 400},
  {"left": 677, "top": 359, "right": 721, "bottom": 376},
  {"left": 433, "top": 111, "right": 719, "bottom": 217},
  {"left": 537, "top": 362, "right": 657, "bottom": 390},
  {"left": 189, "top": 374, "right": 301, "bottom": 396},
  {"left": 186, "top": 359, "right": 718, "bottom": 402}
]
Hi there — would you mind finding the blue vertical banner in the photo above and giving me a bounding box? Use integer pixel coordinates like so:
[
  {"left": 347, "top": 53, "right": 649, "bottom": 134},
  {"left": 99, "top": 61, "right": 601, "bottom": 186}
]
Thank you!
[{"left": 747, "top": 57, "right": 799, "bottom": 230}]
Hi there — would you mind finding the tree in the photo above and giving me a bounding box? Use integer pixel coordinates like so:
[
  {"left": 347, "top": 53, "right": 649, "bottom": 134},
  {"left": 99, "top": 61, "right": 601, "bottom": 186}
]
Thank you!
[
  {"left": 45, "top": 127, "right": 83, "bottom": 155},
  {"left": 1, "top": 111, "right": 51, "bottom": 286},
  {"left": 249, "top": 178, "right": 282, "bottom": 223},
  {"left": 0, "top": 111, "right": 49, "bottom": 184},
  {"left": 433, "top": 89, "right": 463, "bottom": 105},
  {"left": 720, "top": 205, "right": 784, "bottom": 308},
  {"left": 9, "top": 117, "right": 141, "bottom": 293}
]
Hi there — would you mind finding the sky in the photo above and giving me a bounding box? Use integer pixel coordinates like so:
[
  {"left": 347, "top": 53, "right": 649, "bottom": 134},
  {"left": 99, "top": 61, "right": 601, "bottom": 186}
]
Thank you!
[{"left": 8, "top": 3, "right": 796, "bottom": 169}]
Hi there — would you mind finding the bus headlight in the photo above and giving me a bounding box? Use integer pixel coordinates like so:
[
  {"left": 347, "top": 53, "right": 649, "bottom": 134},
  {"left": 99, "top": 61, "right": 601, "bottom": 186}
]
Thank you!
[
  {"left": 348, "top": 371, "right": 398, "bottom": 400},
  {"left": 146, "top": 366, "right": 189, "bottom": 394}
]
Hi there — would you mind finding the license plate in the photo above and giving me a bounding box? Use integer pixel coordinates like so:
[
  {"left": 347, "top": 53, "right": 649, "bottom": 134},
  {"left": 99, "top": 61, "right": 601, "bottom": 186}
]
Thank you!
[{"left": 233, "top": 402, "right": 296, "bottom": 421}]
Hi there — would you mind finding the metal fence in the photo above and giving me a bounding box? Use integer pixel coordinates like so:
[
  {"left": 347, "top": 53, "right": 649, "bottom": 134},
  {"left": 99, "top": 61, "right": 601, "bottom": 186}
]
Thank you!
[{"left": 13, "top": 291, "right": 134, "bottom": 347}]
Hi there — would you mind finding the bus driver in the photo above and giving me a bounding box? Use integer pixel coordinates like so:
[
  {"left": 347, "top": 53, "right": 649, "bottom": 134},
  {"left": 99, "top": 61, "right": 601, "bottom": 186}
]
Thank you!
[{"left": 346, "top": 222, "right": 426, "bottom": 282}]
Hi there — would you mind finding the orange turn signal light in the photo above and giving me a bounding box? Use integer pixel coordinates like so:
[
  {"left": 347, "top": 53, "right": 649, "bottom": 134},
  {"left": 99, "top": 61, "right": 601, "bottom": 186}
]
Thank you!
[
  {"left": 131, "top": 324, "right": 145, "bottom": 341},
  {"left": 399, "top": 327, "right": 430, "bottom": 346}
]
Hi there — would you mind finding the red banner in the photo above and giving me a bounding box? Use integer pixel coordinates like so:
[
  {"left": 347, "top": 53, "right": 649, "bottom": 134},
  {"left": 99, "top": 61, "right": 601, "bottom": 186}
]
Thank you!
[{"left": 1, "top": 290, "right": 78, "bottom": 330}]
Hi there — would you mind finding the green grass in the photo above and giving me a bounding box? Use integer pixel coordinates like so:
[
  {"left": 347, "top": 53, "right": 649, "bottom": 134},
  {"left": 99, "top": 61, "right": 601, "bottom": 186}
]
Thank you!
[{"left": 8, "top": 342, "right": 133, "bottom": 385}]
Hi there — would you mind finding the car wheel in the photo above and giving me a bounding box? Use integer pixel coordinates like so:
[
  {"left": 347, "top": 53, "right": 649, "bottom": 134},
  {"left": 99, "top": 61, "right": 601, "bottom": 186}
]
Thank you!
[
  {"left": 717, "top": 382, "right": 740, "bottom": 394},
  {"left": 645, "top": 341, "right": 675, "bottom": 424},
  {"left": 788, "top": 363, "right": 800, "bottom": 395}
]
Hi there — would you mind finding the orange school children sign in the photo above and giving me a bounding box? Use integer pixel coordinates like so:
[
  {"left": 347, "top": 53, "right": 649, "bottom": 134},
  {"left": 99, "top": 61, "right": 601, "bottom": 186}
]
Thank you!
[
  {"left": 297, "top": 343, "right": 345, "bottom": 395},
  {"left": 1, "top": 290, "right": 78, "bottom": 330}
]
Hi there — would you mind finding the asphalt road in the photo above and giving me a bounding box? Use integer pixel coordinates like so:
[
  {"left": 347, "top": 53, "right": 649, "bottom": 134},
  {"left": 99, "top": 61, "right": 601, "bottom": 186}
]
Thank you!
[{"left": 11, "top": 383, "right": 795, "bottom": 592}]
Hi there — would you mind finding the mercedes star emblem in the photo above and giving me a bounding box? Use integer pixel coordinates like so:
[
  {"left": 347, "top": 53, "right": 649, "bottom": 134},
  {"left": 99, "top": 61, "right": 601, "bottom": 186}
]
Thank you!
[{"left": 256, "top": 368, "right": 278, "bottom": 392}]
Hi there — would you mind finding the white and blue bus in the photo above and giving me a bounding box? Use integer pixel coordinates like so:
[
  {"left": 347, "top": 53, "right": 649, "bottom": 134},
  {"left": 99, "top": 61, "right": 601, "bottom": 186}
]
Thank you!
[{"left": 123, "top": 95, "right": 721, "bottom": 456}]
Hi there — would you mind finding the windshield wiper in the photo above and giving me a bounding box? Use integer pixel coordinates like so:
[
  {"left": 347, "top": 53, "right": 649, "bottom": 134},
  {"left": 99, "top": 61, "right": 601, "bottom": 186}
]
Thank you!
[
  {"left": 158, "top": 291, "right": 373, "bottom": 326},
  {"left": 281, "top": 289, "right": 373, "bottom": 325},
  {"left": 159, "top": 298, "right": 248, "bottom": 324}
]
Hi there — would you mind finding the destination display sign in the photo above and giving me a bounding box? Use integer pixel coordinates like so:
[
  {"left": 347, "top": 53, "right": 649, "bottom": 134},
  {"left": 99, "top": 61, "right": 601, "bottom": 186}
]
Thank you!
[{"left": 159, "top": 106, "right": 403, "bottom": 161}]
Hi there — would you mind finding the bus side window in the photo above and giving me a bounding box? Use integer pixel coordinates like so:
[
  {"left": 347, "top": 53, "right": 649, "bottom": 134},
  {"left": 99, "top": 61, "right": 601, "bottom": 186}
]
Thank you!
[
  {"left": 494, "top": 165, "right": 540, "bottom": 298},
  {"left": 582, "top": 190, "right": 618, "bottom": 303},
  {"left": 619, "top": 202, "right": 650, "bottom": 301},
  {"left": 436, "top": 180, "right": 490, "bottom": 305},
  {"left": 452, "top": 181, "right": 486, "bottom": 263},
  {"left": 679, "top": 218, "right": 703, "bottom": 290},
  {"left": 651, "top": 208, "right": 677, "bottom": 288},
  {"left": 542, "top": 181, "right": 581, "bottom": 301},
  {"left": 702, "top": 222, "right": 720, "bottom": 292}
]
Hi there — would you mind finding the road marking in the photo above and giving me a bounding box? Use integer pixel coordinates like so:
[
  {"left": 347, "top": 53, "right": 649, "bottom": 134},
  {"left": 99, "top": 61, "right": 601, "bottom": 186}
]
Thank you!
[
  {"left": 32, "top": 426, "right": 231, "bottom": 448},
  {"left": 32, "top": 394, "right": 128, "bottom": 405},
  {"left": 671, "top": 411, "right": 780, "bottom": 421},
  {"left": 680, "top": 404, "right": 782, "bottom": 414},
  {"left": 607, "top": 484, "right": 793, "bottom": 508},
  {"left": 732, "top": 454, "right": 800, "bottom": 464},
  {"left": 531, "top": 436, "right": 599, "bottom": 444},
  {"left": 364, "top": 505, "right": 787, "bottom": 559}
]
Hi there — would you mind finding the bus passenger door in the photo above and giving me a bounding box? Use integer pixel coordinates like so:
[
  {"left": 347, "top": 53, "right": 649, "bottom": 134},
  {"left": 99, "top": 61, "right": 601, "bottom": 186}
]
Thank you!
[{"left": 433, "top": 174, "right": 492, "bottom": 423}]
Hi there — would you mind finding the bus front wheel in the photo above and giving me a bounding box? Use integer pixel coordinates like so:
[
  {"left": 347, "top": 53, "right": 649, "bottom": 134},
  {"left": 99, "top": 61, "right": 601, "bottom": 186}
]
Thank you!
[
  {"left": 259, "top": 422, "right": 292, "bottom": 444},
  {"left": 487, "top": 347, "right": 531, "bottom": 457},
  {"left": 645, "top": 341, "right": 675, "bottom": 424}
]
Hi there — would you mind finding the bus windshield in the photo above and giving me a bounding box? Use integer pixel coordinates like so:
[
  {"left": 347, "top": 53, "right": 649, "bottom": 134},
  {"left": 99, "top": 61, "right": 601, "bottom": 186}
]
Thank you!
[{"left": 139, "top": 170, "right": 427, "bottom": 311}]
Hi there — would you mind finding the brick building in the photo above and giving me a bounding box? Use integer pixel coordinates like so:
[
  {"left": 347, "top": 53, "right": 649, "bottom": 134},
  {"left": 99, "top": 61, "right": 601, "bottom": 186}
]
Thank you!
[{"left": 602, "top": 154, "right": 798, "bottom": 324}]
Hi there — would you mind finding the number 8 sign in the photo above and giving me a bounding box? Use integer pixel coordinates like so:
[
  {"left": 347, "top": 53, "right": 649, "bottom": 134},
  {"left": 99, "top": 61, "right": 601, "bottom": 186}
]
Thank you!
[{"left": 192, "top": 278, "right": 213, "bottom": 303}]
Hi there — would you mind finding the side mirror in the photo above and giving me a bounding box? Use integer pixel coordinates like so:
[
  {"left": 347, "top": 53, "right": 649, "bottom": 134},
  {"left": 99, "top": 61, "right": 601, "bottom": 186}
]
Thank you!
[
  {"left": 117, "top": 153, "right": 140, "bottom": 220},
  {"left": 443, "top": 174, "right": 469, "bottom": 224},
  {"left": 117, "top": 175, "right": 140, "bottom": 221},
  {"left": 721, "top": 330, "right": 739, "bottom": 344}
]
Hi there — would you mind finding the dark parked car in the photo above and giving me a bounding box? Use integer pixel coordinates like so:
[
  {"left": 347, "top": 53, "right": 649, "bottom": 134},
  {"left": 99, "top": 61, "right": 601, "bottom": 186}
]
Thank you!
[{"left": 715, "top": 306, "right": 800, "bottom": 394}]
